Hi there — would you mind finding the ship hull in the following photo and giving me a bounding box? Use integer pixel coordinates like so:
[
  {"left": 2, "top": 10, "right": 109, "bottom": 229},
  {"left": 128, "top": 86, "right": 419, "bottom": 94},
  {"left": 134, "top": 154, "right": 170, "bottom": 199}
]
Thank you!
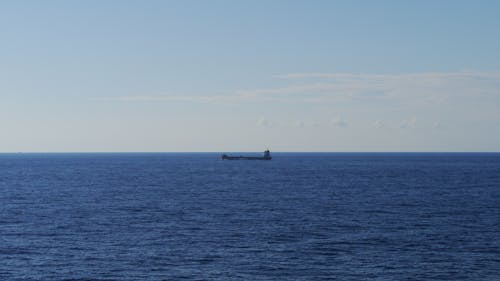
[
  {"left": 221, "top": 156, "right": 272, "bottom": 160},
  {"left": 221, "top": 150, "right": 272, "bottom": 160}
]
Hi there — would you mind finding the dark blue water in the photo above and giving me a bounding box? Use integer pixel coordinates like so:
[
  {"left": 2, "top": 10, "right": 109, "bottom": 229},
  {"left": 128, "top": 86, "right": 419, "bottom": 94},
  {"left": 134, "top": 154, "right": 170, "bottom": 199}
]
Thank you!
[{"left": 1, "top": 153, "right": 499, "bottom": 280}]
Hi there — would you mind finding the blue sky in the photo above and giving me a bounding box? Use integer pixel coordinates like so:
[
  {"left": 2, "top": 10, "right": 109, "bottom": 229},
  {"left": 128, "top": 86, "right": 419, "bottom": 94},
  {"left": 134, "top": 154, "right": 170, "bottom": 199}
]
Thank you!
[{"left": 1, "top": 1, "right": 500, "bottom": 152}]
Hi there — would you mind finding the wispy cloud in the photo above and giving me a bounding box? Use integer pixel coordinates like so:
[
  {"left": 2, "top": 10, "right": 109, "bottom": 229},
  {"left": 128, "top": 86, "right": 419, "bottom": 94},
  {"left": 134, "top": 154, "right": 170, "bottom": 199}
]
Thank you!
[
  {"left": 92, "top": 71, "right": 500, "bottom": 105},
  {"left": 91, "top": 95, "right": 243, "bottom": 105},
  {"left": 257, "top": 117, "right": 273, "bottom": 127},
  {"left": 271, "top": 71, "right": 500, "bottom": 104},
  {"left": 274, "top": 72, "right": 500, "bottom": 80},
  {"left": 293, "top": 120, "right": 305, "bottom": 128},
  {"left": 432, "top": 121, "right": 446, "bottom": 130},
  {"left": 399, "top": 116, "right": 417, "bottom": 129},
  {"left": 373, "top": 119, "right": 385, "bottom": 129},
  {"left": 331, "top": 116, "right": 348, "bottom": 128}
]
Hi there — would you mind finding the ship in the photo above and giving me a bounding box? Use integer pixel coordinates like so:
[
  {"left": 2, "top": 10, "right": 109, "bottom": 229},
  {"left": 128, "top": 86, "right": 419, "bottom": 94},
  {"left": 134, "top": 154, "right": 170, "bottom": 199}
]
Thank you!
[{"left": 221, "top": 150, "right": 272, "bottom": 160}]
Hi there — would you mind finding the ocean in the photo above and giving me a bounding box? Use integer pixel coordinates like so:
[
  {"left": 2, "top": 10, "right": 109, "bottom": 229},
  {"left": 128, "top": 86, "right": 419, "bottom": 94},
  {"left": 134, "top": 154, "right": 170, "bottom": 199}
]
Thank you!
[{"left": 0, "top": 153, "right": 499, "bottom": 280}]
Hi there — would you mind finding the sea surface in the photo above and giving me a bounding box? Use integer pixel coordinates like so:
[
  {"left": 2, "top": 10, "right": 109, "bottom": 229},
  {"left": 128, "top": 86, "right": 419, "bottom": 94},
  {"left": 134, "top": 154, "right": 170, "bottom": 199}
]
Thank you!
[{"left": 0, "top": 153, "right": 499, "bottom": 280}]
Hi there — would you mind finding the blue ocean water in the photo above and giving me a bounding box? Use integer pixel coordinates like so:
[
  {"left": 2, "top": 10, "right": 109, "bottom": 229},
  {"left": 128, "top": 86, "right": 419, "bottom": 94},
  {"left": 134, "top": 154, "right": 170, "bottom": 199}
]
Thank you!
[{"left": 0, "top": 153, "right": 499, "bottom": 280}]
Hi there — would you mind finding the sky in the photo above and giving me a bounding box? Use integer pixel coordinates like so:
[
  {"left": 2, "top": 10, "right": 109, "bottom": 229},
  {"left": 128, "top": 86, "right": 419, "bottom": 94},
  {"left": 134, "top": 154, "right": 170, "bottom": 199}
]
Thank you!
[{"left": 1, "top": 0, "right": 500, "bottom": 152}]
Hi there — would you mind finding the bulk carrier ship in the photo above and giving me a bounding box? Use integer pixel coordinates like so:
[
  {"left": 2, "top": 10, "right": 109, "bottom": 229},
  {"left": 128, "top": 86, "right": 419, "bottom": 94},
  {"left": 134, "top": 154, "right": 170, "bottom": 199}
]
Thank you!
[{"left": 221, "top": 150, "right": 272, "bottom": 160}]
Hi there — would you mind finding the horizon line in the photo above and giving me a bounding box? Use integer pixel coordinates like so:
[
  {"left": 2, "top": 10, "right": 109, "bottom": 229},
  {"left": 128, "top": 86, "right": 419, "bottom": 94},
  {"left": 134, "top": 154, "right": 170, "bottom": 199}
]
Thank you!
[{"left": 1, "top": 151, "right": 499, "bottom": 154}]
